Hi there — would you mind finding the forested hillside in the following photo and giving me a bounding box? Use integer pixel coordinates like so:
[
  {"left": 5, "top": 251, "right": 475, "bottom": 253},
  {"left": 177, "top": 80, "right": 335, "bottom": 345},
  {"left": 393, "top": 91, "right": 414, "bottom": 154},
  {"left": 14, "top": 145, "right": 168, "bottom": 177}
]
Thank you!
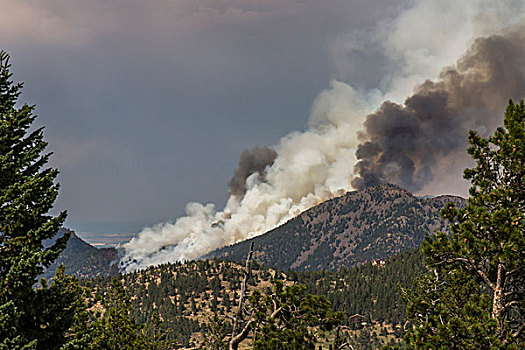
[
  {"left": 45, "top": 183, "right": 462, "bottom": 280},
  {"left": 207, "top": 184, "right": 464, "bottom": 270},
  {"left": 2, "top": 23, "right": 523, "bottom": 348},
  {"left": 89, "top": 248, "right": 424, "bottom": 348},
  {"left": 42, "top": 229, "right": 119, "bottom": 280}
]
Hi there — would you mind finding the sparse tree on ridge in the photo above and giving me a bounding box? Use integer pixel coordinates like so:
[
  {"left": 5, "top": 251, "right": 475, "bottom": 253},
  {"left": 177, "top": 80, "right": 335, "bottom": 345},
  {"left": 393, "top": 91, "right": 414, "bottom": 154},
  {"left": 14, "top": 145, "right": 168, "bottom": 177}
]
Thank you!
[
  {"left": 0, "top": 51, "right": 84, "bottom": 349},
  {"left": 402, "top": 100, "right": 525, "bottom": 348}
]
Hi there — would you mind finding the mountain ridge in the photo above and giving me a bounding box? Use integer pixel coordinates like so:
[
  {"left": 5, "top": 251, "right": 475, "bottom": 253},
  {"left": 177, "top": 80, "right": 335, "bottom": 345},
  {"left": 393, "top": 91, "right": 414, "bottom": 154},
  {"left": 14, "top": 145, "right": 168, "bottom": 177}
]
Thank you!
[
  {"left": 42, "top": 229, "right": 119, "bottom": 280},
  {"left": 49, "top": 184, "right": 465, "bottom": 277},
  {"left": 205, "top": 183, "right": 465, "bottom": 270}
]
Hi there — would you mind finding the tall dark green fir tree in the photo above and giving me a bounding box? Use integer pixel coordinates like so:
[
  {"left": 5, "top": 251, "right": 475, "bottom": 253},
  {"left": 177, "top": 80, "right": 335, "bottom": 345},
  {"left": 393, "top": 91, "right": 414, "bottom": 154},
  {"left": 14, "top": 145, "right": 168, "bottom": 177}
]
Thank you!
[
  {"left": 402, "top": 100, "right": 525, "bottom": 349},
  {"left": 0, "top": 51, "right": 81, "bottom": 349}
]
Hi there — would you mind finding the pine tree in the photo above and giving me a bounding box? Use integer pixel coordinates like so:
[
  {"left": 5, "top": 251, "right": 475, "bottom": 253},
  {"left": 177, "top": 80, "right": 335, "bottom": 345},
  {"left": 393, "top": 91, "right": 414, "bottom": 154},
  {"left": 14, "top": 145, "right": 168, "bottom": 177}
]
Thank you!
[
  {"left": 145, "top": 311, "right": 175, "bottom": 350},
  {"left": 0, "top": 51, "right": 81, "bottom": 349},
  {"left": 249, "top": 281, "right": 342, "bottom": 350},
  {"left": 90, "top": 278, "right": 149, "bottom": 350},
  {"left": 203, "top": 314, "right": 229, "bottom": 350},
  {"left": 402, "top": 100, "right": 525, "bottom": 348}
]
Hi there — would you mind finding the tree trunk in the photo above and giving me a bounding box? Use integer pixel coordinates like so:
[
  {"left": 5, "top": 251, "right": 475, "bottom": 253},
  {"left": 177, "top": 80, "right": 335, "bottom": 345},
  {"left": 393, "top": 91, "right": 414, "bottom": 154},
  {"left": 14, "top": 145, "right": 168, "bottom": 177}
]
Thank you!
[
  {"left": 230, "top": 241, "right": 254, "bottom": 350},
  {"left": 492, "top": 262, "right": 505, "bottom": 335}
]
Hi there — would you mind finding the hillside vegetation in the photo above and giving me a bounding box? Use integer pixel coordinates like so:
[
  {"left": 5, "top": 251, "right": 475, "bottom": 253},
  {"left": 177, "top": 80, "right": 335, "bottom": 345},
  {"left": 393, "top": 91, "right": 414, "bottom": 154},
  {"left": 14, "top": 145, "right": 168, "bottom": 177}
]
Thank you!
[
  {"left": 42, "top": 229, "right": 119, "bottom": 280},
  {"left": 208, "top": 184, "right": 464, "bottom": 270},
  {"left": 89, "top": 248, "right": 424, "bottom": 348}
]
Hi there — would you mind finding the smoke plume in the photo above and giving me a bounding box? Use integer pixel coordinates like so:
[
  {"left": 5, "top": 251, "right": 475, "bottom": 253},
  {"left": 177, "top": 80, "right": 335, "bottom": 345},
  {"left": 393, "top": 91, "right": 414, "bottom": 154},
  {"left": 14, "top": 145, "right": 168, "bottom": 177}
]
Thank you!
[
  {"left": 352, "top": 29, "right": 525, "bottom": 191},
  {"left": 228, "top": 146, "right": 278, "bottom": 197},
  {"left": 122, "top": 1, "right": 525, "bottom": 272}
]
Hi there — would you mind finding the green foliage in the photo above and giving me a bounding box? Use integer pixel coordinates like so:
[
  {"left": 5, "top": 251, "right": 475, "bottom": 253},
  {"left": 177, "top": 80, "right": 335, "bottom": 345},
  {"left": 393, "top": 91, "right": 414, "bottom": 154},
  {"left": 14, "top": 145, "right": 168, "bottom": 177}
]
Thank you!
[
  {"left": 402, "top": 267, "right": 498, "bottom": 349},
  {"left": 89, "top": 278, "right": 150, "bottom": 350},
  {"left": 144, "top": 311, "right": 176, "bottom": 350},
  {"left": 403, "top": 100, "right": 525, "bottom": 348},
  {"left": 202, "top": 278, "right": 341, "bottom": 349},
  {"left": 0, "top": 50, "right": 82, "bottom": 350},
  {"left": 203, "top": 314, "right": 229, "bottom": 350},
  {"left": 294, "top": 248, "right": 425, "bottom": 326},
  {"left": 248, "top": 280, "right": 342, "bottom": 349},
  {"left": 89, "top": 250, "right": 424, "bottom": 347},
  {"left": 92, "top": 260, "right": 232, "bottom": 346},
  {"left": 61, "top": 280, "right": 97, "bottom": 350}
]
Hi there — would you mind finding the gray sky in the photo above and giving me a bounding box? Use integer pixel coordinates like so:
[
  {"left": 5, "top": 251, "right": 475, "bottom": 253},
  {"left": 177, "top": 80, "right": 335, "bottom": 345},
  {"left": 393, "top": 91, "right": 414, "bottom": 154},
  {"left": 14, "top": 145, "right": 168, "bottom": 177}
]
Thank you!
[{"left": 1, "top": 0, "right": 408, "bottom": 236}]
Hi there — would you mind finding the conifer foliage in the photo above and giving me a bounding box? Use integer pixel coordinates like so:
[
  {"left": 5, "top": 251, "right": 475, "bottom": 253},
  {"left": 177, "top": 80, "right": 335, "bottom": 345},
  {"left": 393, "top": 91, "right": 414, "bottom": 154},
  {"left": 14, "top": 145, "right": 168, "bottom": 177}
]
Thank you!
[
  {"left": 248, "top": 280, "right": 342, "bottom": 349},
  {"left": 0, "top": 51, "right": 80, "bottom": 349},
  {"left": 403, "top": 100, "right": 525, "bottom": 348},
  {"left": 89, "top": 278, "right": 150, "bottom": 350}
]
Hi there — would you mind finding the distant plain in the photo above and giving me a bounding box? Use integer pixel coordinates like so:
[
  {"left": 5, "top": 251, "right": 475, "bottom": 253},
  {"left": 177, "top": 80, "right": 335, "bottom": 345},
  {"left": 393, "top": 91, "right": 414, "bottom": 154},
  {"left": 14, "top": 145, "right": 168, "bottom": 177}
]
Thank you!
[{"left": 78, "top": 232, "right": 136, "bottom": 248}]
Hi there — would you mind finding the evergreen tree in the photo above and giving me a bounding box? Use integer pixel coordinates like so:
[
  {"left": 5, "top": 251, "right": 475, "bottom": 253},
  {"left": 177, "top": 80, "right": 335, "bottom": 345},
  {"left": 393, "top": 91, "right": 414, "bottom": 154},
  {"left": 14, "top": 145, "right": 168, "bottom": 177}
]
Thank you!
[
  {"left": 144, "top": 310, "right": 175, "bottom": 350},
  {"left": 403, "top": 100, "right": 525, "bottom": 348},
  {"left": 62, "top": 279, "right": 97, "bottom": 350},
  {"left": 90, "top": 278, "right": 149, "bottom": 350},
  {"left": 0, "top": 51, "right": 80, "bottom": 349},
  {"left": 249, "top": 281, "right": 342, "bottom": 350},
  {"left": 203, "top": 314, "right": 229, "bottom": 350}
]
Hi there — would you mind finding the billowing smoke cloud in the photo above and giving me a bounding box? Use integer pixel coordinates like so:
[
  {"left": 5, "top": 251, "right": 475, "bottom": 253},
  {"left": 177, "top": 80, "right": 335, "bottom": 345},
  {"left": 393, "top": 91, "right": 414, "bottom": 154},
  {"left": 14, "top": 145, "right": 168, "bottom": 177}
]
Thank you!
[
  {"left": 228, "top": 146, "right": 278, "bottom": 197},
  {"left": 121, "top": 80, "right": 371, "bottom": 270},
  {"left": 122, "top": 1, "right": 525, "bottom": 272},
  {"left": 352, "top": 29, "right": 525, "bottom": 191}
]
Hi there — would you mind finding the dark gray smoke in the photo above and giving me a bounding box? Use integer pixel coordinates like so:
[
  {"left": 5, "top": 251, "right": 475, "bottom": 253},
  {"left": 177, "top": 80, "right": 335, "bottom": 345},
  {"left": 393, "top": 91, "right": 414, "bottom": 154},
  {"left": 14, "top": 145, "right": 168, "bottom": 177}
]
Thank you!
[
  {"left": 352, "top": 27, "right": 525, "bottom": 192},
  {"left": 228, "top": 146, "right": 278, "bottom": 197}
]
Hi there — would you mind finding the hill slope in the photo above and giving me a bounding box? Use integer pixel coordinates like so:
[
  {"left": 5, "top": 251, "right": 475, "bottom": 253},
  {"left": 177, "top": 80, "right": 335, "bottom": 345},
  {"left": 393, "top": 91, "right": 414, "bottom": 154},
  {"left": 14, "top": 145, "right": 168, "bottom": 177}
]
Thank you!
[
  {"left": 91, "top": 248, "right": 425, "bottom": 348},
  {"left": 206, "top": 184, "right": 464, "bottom": 270},
  {"left": 42, "top": 229, "right": 119, "bottom": 280}
]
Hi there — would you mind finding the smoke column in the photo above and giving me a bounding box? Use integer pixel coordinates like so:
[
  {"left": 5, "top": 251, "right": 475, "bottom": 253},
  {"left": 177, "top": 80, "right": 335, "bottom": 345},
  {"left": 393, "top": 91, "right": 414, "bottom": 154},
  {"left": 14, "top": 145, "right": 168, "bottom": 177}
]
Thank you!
[
  {"left": 228, "top": 146, "right": 278, "bottom": 198},
  {"left": 122, "top": 0, "right": 525, "bottom": 271},
  {"left": 352, "top": 29, "right": 525, "bottom": 191}
]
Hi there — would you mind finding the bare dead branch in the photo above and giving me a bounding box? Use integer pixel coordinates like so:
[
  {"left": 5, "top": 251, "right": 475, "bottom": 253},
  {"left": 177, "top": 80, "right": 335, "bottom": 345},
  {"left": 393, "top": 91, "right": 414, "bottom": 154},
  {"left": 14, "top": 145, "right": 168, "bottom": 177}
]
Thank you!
[
  {"left": 230, "top": 241, "right": 254, "bottom": 350},
  {"left": 270, "top": 306, "right": 282, "bottom": 319},
  {"left": 229, "top": 319, "right": 254, "bottom": 350},
  {"left": 435, "top": 256, "right": 496, "bottom": 291},
  {"left": 512, "top": 322, "right": 525, "bottom": 338}
]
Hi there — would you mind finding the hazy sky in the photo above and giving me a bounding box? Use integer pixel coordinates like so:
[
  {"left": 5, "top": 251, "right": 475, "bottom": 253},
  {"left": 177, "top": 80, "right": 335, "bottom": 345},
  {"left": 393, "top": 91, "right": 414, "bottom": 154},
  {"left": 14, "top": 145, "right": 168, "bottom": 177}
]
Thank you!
[{"left": 1, "top": 0, "right": 409, "bottom": 236}]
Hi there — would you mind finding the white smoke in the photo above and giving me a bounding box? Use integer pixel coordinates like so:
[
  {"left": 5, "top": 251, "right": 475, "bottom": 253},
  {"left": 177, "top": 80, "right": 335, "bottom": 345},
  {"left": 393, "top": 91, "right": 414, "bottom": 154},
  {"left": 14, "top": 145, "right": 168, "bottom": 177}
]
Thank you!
[
  {"left": 378, "top": 0, "right": 525, "bottom": 102},
  {"left": 122, "top": 82, "right": 377, "bottom": 270},
  {"left": 122, "top": 0, "right": 524, "bottom": 271}
]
